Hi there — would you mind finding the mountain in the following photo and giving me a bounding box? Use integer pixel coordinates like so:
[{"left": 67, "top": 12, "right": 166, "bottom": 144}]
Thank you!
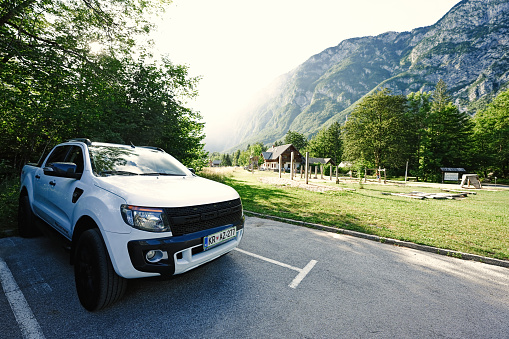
[{"left": 227, "top": 0, "right": 509, "bottom": 151}]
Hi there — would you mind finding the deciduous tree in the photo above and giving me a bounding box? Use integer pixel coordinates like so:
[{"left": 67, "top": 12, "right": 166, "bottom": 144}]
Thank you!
[
  {"left": 307, "top": 122, "right": 342, "bottom": 164},
  {"left": 342, "top": 88, "right": 409, "bottom": 169},
  {"left": 0, "top": 0, "right": 208, "bottom": 171},
  {"left": 473, "top": 87, "right": 509, "bottom": 177}
]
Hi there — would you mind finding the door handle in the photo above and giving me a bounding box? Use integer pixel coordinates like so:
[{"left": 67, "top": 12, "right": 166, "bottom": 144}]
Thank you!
[
  {"left": 49, "top": 181, "right": 56, "bottom": 186},
  {"left": 35, "top": 175, "right": 40, "bottom": 179}
]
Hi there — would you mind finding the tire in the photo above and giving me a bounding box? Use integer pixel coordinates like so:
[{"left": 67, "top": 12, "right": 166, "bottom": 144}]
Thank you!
[
  {"left": 74, "top": 229, "right": 127, "bottom": 311},
  {"left": 18, "top": 195, "right": 41, "bottom": 238}
]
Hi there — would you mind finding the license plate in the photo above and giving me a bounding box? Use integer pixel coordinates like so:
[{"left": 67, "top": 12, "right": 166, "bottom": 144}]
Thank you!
[{"left": 204, "top": 226, "right": 237, "bottom": 251}]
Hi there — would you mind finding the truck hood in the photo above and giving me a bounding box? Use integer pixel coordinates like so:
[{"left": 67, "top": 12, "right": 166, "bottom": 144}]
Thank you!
[{"left": 94, "top": 175, "right": 240, "bottom": 207}]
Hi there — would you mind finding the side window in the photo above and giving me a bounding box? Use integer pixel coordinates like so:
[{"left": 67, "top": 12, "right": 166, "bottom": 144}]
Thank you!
[
  {"left": 45, "top": 146, "right": 71, "bottom": 166},
  {"left": 67, "top": 146, "right": 84, "bottom": 174}
]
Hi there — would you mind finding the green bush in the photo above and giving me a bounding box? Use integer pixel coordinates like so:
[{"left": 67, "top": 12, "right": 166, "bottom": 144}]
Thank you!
[{"left": 0, "top": 176, "right": 20, "bottom": 237}]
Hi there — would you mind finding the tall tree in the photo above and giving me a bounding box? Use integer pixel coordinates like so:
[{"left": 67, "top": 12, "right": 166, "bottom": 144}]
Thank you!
[
  {"left": 232, "top": 149, "right": 241, "bottom": 166},
  {"left": 284, "top": 130, "right": 308, "bottom": 151},
  {"left": 1, "top": 0, "right": 167, "bottom": 64},
  {"left": 249, "top": 142, "right": 265, "bottom": 165},
  {"left": 342, "top": 88, "right": 409, "bottom": 169},
  {"left": 473, "top": 87, "right": 509, "bottom": 178},
  {"left": 0, "top": 0, "right": 208, "bottom": 171},
  {"left": 406, "top": 91, "right": 432, "bottom": 179},
  {"left": 237, "top": 150, "right": 250, "bottom": 167},
  {"left": 307, "top": 122, "right": 342, "bottom": 163},
  {"left": 220, "top": 153, "right": 232, "bottom": 167},
  {"left": 419, "top": 80, "right": 473, "bottom": 181}
]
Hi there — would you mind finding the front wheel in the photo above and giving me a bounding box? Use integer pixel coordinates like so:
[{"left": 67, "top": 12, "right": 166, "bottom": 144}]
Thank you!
[{"left": 74, "top": 229, "right": 127, "bottom": 311}]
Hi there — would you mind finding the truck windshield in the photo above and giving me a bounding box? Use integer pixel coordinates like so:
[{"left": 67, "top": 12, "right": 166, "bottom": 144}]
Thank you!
[{"left": 89, "top": 145, "right": 190, "bottom": 177}]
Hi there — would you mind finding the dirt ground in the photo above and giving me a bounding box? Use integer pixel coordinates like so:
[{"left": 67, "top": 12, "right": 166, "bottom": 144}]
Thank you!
[{"left": 256, "top": 172, "right": 508, "bottom": 192}]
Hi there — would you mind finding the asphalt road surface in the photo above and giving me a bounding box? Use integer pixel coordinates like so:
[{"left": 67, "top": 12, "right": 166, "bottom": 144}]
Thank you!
[{"left": 1, "top": 216, "right": 508, "bottom": 338}]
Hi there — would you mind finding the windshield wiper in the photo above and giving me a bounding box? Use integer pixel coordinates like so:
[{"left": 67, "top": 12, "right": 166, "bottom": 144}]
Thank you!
[
  {"left": 140, "top": 172, "right": 183, "bottom": 176},
  {"left": 99, "top": 170, "right": 139, "bottom": 176}
]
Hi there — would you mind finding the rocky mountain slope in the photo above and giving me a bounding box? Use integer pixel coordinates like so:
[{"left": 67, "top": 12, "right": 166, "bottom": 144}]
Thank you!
[{"left": 228, "top": 0, "right": 509, "bottom": 151}]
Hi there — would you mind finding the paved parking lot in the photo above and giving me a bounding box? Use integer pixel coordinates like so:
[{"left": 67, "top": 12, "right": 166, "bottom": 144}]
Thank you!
[{"left": 1, "top": 216, "right": 509, "bottom": 338}]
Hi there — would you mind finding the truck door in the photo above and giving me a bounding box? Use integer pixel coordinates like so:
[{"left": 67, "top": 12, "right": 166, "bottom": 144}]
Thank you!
[
  {"left": 48, "top": 145, "right": 85, "bottom": 237},
  {"left": 32, "top": 145, "right": 72, "bottom": 226}
]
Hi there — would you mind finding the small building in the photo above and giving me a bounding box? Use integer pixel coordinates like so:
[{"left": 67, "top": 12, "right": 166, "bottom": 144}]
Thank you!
[
  {"left": 210, "top": 159, "right": 222, "bottom": 167},
  {"left": 261, "top": 144, "right": 303, "bottom": 171},
  {"left": 308, "top": 157, "right": 336, "bottom": 167},
  {"left": 440, "top": 167, "right": 466, "bottom": 183}
]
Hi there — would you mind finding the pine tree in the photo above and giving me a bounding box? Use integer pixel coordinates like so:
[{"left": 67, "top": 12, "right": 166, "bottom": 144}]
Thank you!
[
  {"left": 284, "top": 130, "right": 308, "bottom": 151},
  {"left": 419, "top": 80, "right": 473, "bottom": 181}
]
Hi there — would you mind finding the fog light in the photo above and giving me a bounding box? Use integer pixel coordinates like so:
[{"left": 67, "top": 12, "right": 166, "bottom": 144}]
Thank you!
[{"left": 145, "top": 250, "right": 164, "bottom": 263}]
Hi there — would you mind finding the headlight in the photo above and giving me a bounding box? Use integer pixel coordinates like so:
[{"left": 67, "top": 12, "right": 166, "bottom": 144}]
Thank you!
[{"left": 121, "top": 205, "right": 171, "bottom": 232}]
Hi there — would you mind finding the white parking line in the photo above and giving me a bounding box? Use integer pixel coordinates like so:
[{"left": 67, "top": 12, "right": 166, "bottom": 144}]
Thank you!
[
  {"left": 0, "top": 258, "right": 45, "bottom": 339},
  {"left": 289, "top": 260, "right": 318, "bottom": 289},
  {"left": 234, "top": 248, "right": 317, "bottom": 288}
]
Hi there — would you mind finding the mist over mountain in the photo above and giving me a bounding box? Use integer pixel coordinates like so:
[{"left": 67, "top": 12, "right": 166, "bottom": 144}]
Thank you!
[{"left": 223, "top": 0, "right": 509, "bottom": 152}]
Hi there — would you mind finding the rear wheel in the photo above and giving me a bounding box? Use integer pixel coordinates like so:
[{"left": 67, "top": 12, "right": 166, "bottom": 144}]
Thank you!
[
  {"left": 74, "top": 229, "right": 127, "bottom": 311},
  {"left": 18, "top": 195, "right": 41, "bottom": 238}
]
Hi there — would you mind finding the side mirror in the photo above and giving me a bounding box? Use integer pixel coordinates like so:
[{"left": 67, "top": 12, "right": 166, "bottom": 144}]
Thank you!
[
  {"left": 188, "top": 168, "right": 196, "bottom": 174},
  {"left": 44, "top": 162, "right": 82, "bottom": 179}
]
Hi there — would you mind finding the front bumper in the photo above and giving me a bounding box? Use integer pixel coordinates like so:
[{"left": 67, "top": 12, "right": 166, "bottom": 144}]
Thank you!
[{"left": 127, "top": 217, "right": 244, "bottom": 277}]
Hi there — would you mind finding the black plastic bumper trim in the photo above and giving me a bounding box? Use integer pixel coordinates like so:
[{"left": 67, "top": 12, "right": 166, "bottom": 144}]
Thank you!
[{"left": 127, "top": 216, "right": 244, "bottom": 277}]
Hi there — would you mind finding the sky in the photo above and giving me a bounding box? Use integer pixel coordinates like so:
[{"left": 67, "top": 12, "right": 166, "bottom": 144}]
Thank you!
[{"left": 151, "top": 0, "right": 462, "bottom": 151}]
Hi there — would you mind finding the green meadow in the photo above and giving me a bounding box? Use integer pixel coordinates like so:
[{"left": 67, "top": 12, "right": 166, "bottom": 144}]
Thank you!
[{"left": 203, "top": 168, "right": 509, "bottom": 261}]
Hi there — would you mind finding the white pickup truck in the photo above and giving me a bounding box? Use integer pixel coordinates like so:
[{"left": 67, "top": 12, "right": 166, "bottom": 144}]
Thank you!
[{"left": 19, "top": 139, "right": 244, "bottom": 311}]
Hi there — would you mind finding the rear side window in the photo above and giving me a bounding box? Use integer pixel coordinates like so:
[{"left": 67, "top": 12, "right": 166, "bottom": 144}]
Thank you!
[{"left": 67, "top": 146, "right": 85, "bottom": 174}]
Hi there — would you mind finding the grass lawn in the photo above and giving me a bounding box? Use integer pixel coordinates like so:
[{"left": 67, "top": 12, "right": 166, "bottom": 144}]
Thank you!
[{"left": 203, "top": 168, "right": 509, "bottom": 261}]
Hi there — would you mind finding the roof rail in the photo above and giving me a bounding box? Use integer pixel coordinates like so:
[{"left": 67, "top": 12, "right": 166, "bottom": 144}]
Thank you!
[
  {"left": 141, "top": 146, "right": 165, "bottom": 152},
  {"left": 68, "top": 138, "right": 92, "bottom": 146}
]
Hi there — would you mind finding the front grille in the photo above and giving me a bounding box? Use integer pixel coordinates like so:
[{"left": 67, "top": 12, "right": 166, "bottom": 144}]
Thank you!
[{"left": 165, "top": 198, "right": 243, "bottom": 237}]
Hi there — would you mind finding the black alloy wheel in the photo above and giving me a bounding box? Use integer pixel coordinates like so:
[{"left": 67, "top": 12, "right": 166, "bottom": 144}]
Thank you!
[{"left": 74, "top": 228, "right": 127, "bottom": 311}]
